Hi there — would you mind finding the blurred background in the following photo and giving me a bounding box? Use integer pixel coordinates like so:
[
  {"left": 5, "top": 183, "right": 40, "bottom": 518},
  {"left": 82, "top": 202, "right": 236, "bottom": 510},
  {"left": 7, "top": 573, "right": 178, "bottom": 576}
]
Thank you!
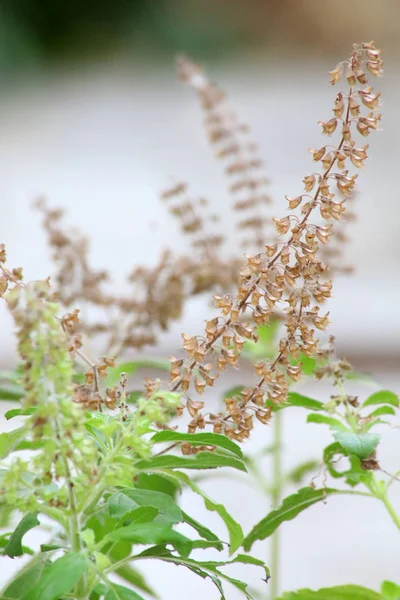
[{"left": 0, "top": 0, "right": 399, "bottom": 597}]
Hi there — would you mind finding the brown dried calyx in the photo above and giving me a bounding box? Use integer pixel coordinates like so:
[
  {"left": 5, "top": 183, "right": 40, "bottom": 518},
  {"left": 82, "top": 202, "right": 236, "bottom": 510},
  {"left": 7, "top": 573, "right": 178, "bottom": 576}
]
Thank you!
[
  {"left": 177, "top": 55, "right": 273, "bottom": 252},
  {"left": 35, "top": 197, "right": 240, "bottom": 359},
  {"left": 168, "top": 41, "right": 383, "bottom": 442}
]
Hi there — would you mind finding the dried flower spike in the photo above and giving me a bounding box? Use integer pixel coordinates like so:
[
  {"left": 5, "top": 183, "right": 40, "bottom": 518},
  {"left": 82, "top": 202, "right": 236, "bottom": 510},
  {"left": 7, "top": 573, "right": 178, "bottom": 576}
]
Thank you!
[
  {"left": 168, "top": 42, "right": 383, "bottom": 440},
  {"left": 177, "top": 55, "right": 273, "bottom": 251}
]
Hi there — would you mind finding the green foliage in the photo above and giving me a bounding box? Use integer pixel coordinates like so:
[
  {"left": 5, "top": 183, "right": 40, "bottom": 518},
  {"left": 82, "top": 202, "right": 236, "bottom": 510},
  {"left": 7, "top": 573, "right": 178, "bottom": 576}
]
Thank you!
[
  {"left": 362, "top": 390, "right": 399, "bottom": 408},
  {"left": 306, "top": 413, "right": 349, "bottom": 430},
  {"left": 285, "top": 460, "right": 320, "bottom": 484},
  {"left": 151, "top": 430, "right": 244, "bottom": 459},
  {"left": 243, "top": 487, "right": 339, "bottom": 550},
  {"left": 109, "top": 489, "right": 182, "bottom": 524},
  {"left": 0, "top": 287, "right": 266, "bottom": 600},
  {"left": 103, "top": 583, "right": 146, "bottom": 600},
  {"left": 163, "top": 470, "right": 244, "bottom": 553},
  {"left": 29, "top": 553, "right": 88, "bottom": 600},
  {"left": 244, "top": 321, "right": 281, "bottom": 360},
  {"left": 334, "top": 432, "right": 380, "bottom": 459},
  {"left": 278, "top": 392, "right": 324, "bottom": 412},
  {"left": 1, "top": 288, "right": 398, "bottom": 600},
  {"left": 135, "top": 451, "right": 247, "bottom": 472},
  {"left": 381, "top": 581, "right": 400, "bottom": 600},
  {"left": 0, "top": 383, "right": 24, "bottom": 401},
  {"left": 4, "top": 512, "right": 40, "bottom": 558},
  {"left": 223, "top": 385, "right": 245, "bottom": 400},
  {"left": 276, "top": 585, "right": 381, "bottom": 599}
]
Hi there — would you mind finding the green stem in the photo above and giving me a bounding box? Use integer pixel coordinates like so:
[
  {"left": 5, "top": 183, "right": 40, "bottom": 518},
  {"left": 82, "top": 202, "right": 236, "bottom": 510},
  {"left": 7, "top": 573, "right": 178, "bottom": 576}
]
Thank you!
[
  {"left": 63, "top": 460, "right": 86, "bottom": 599},
  {"left": 270, "top": 410, "right": 282, "bottom": 600},
  {"left": 54, "top": 412, "right": 86, "bottom": 599},
  {"left": 37, "top": 504, "right": 68, "bottom": 529},
  {"left": 82, "top": 484, "right": 106, "bottom": 517},
  {"left": 382, "top": 493, "right": 400, "bottom": 531},
  {"left": 366, "top": 475, "right": 400, "bottom": 532}
]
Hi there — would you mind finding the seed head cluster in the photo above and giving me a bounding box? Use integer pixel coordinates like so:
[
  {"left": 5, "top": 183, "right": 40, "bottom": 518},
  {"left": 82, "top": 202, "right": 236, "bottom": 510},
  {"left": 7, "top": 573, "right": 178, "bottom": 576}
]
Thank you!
[
  {"left": 35, "top": 198, "right": 240, "bottom": 359},
  {"left": 167, "top": 42, "right": 383, "bottom": 442},
  {"left": 177, "top": 55, "right": 273, "bottom": 251}
]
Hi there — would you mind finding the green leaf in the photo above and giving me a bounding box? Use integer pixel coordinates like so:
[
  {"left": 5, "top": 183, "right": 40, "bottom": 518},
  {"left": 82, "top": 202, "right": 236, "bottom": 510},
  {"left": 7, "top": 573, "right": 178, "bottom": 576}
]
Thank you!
[
  {"left": 363, "top": 390, "right": 399, "bottom": 409},
  {"left": 108, "top": 493, "right": 139, "bottom": 519},
  {"left": 15, "top": 440, "right": 45, "bottom": 451},
  {"left": 344, "top": 370, "right": 379, "bottom": 385},
  {"left": 142, "top": 551, "right": 225, "bottom": 598},
  {"left": 134, "top": 473, "right": 179, "bottom": 499},
  {"left": 2, "top": 559, "right": 46, "bottom": 599},
  {"left": 285, "top": 460, "right": 319, "bottom": 484},
  {"left": 29, "top": 552, "right": 87, "bottom": 600},
  {"left": 116, "top": 506, "right": 158, "bottom": 527},
  {"left": 109, "top": 541, "right": 132, "bottom": 563},
  {"left": 108, "top": 494, "right": 152, "bottom": 522},
  {"left": 135, "top": 452, "right": 246, "bottom": 473},
  {"left": 334, "top": 432, "right": 380, "bottom": 459},
  {"left": 0, "top": 428, "right": 28, "bottom": 459},
  {"left": 277, "top": 585, "right": 381, "bottom": 599},
  {"left": 110, "top": 489, "right": 182, "bottom": 525},
  {"left": 115, "top": 565, "right": 158, "bottom": 598},
  {"left": 367, "top": 406, "right": 396, "bottom": 418},
  {"left": 0, "top": 505, "right": 14, "bottom": 529},
  {"left": 201, "top": 498, "right": 242, "bottom": 554},
  {"left": 0, "top": 542, "right": 34, "bottom": 557},
  {"left": 223, "top": 386, "right": 245, "bottom": 400},
  {"left": 282, "top": 393, "right": 324, "bottom": 412},
  {"left": 0, "top": 383, "right": 24, "bottom": 401},
  {"left": 4, "top": 408, "right": 36, "bottom": 420},
  {"left": 137, "top": 551, "right": 265, "bottom": 599},
  {"left": 104, "top": 582, "right": 146, "bottom": 600},
  {"left": 161, "top": 471, "right": 243, "bottom": 554},
  {"left": 0, "top": 369, "right": 20, "bottom": 382},
  {"left": 297, "top": 354, "right": 318, "bottom": 376},
  {"left": 151, "top": 431, "right": 243, "bottom": 459},
  {"left": 86, "top": 511, "right": 118, "bottom": 543},
  {"left": 127, "top": 391, "right": 143, "bottom": 404},
  {"left": 244, "top": 320, "right": 280, "bottom": 361},
  {"left": 243, "top": 487, "right": 339, "bottom": 551},
  {"left": 5, "top": 513, "right": 40, "bottom": 558},
  {"left": 40, "top": 544, "right": 66, "bottom": 552},
  {"left": 106, "top": 523, "right": 192, "bottom": 557},
  {"left": 307, "top": 414, "right": 348, "bottom": 431},
  {"left": 381, "top": 581, "right": 400, "bottom": 600},
  {"left": 323, "top": 443, "right": 348, "bottom": 479},
  {"left": 322, "top": 443, "right": 371, "bottom": 487},
  {"left": 182, "top": 511, "right": 223, "bottom": 551}
]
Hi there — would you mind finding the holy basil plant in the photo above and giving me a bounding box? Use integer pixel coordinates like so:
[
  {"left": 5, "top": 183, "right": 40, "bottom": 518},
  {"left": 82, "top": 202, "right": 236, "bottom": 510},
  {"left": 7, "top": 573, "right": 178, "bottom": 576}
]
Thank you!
[{"left": 0, "top": 280, "right": 268, "bottom": 600}]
